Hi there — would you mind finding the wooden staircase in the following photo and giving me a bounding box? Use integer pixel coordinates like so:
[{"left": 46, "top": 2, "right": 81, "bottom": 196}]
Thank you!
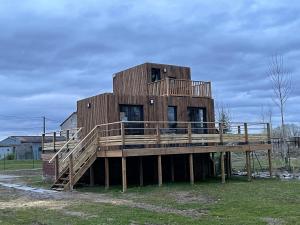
[{"left": 49, "top": 126, "right": 99, "bottom": 191}]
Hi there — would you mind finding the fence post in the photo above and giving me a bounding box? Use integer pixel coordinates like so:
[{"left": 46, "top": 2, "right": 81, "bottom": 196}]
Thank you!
[
  {"left": 42, "top": 133, "right": 45, "bottom": 153},
  {"left": 267, "top": 123, "right": 272, "bottom": 177},
  {"left": 244, "top": 123, "right": 248, "bottom": 144}
]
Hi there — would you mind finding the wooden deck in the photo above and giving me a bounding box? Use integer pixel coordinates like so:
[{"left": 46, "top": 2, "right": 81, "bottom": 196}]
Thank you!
[{"left": 42, "top": 121, "right": 272, "bottom": 191}]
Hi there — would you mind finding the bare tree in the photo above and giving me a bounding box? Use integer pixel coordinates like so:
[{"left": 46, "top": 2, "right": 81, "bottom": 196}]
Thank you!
[
  {"left": 268, "top": 54, "right": 292, "bottom": 139},
  {"left": 216, "top": 102, "right": 232, "bottom": 134},
  {"left": 267, "top": 54, "right": 292, "bottom": 167}
]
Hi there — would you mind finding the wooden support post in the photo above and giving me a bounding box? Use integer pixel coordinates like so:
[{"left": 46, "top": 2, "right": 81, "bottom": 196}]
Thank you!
[
  {"left": 53, "top": 132, "right": 56, "bottom": 152},
  {"left": 219, "top": 123, "right": 223, "bottom": 145},
  {"left": 171, "top": 156, "right": 175, "bottom": 182},
  {"left": 158, "top": 155, "right": 162, "bottom": 187},
  {"left": 42, "top": 133, "right": 45, "bottom": 153},
  {"left": 90, "top": 164, "right": 94, "bottom": 186},
  {"left": 268, "top": 149, "right": 272, "bottom": 177},
  {"left": 166, "top": 77, "right": 170, "bottom": 96},
  {"left": 226, "top": 152, "right": 232, "bottom": 178},
  {"left": 246, "top": 151, "right": 251, "bottom": 181},
  {"left": 139, "top": 157, "right": 143, "bottom": 186},
  {"left": 69, "top": 153, "right": 74, "bottom": 190},
  {"left": 188, "top": 123, "right": 192, "bottom": 144},
  {"left": 122, "top": 157, "right": 127, "bottom": 192},
  {"left": 189, "top": 154, "right": 194, "bottom": 185},
  {"left": 105, "top": 157, "right": 109, "bottom": 189},
  {"left": 211, "top": 153, "right": 216, "bottom": 177},
  {"left": 244, "top": 123, "right": 248, "bottom": 144},
  {"left": 220, "top": 152, "right": 225, "bottom": 184},
  {"left": 55, "top": 155, "right": 59, "bottom": 180}
]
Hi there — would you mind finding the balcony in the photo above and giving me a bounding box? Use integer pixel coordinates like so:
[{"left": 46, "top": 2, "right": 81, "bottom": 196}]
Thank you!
[{"left": 147, "top": 78, "right": 212, "bottom": 98}]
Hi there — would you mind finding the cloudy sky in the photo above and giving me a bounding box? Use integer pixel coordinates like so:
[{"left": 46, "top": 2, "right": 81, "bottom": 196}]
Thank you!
[{"left": 0, "top": 0, "right": 299, "bottom": 139}]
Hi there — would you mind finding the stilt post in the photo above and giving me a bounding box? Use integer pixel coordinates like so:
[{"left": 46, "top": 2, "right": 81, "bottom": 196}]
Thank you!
[
  {"left": 69, "top": 153, "right": 74, "bottom": 190},
  {"left": 221, "top": 152, "right": 225, "bottom": 184},
  {"left": 122, "top": 157, "right": 127, "bottom": 192},
  {"left": 171, "top": 156, "right": 175, "bottom": 182},
  {"left": 139, "top": 157, "right": 143, "bottom": 186},
  {"left": 90, "top": 164, "right": 94, "bottom": 186},
  {"left": 158, "top": 155, "right": 162, "bottom": 187},
  {"left": 105, "top": 157, "right": 109, "bottom": 189},
  {"left": 189, "top": 153, "right": 194, "bottom": 185}
]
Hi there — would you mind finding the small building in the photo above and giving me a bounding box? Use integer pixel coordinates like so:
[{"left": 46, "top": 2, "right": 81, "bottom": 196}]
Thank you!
[
  {"left": 0, "top": 136, "right": 55, "bottom": 160},
  {"left": 42, "top": 62, "right": 272, "bottom": 191},
  {"left": 60, "top": 112, "right": 77, "bottom": 133}
]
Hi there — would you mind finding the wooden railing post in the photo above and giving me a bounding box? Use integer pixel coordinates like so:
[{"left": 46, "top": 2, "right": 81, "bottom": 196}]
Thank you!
[
  {"left": 166, "top": 77, "right": 170, "bottom": 96},
  {"left": 53, "top": 132, "right": 56, "bottom": 152},
  {"left": 121, "top": 122, "right": 125, "bottom": 149},
  {"left": 219, "top": 123, "right": 223, "bottom": 145},
  {"left": 188, "top": 123, "right": 192, "bottom": 144},
  {"left": 69, "top": 153, "right": 74, "bottom": 190},
  {"left": 156, "top": 123, "right": 161, "bottom": 145},
  {"left": 244, "top": 123, "right": 248, "bottom": 144},
  {"left": 42, "top": 133, "right": 45, "bottom": 153}
]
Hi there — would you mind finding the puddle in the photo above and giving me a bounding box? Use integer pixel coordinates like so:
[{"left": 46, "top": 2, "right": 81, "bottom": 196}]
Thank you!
[{"left": 0, "top": 182, "right": 56, "bottom": 194}]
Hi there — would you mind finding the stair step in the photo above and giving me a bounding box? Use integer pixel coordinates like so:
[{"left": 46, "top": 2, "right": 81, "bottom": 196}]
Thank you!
[
  {"left": 53, "top": 183, "right": 65, "bottom": 187},
  {"left": 51, "top": 187, "right": 64, "bottom": 191}
]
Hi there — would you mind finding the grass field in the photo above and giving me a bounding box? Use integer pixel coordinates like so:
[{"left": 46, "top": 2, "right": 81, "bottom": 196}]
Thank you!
[
  {"left": 0, "top": 159, "right": 42, "bottom": 171},
  {"left": 0, "top": 176, "right": 300, "bottom": 225}
]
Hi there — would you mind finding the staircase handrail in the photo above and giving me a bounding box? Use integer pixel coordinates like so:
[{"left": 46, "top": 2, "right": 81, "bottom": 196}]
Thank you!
[
  {"left": 49, "top": 127, "right": 83, "bottom": 163},
  {"left": 62, "top": 125, "right": 100, "bottom": 162}
]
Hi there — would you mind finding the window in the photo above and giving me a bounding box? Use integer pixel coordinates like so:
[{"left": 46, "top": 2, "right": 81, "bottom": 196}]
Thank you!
[
  {"left": 187, "top": 107, "right": 207, "bottom": 134},
  {"left": 151, "top": 68, "right": 161, "bottom": 82},
  {"left": 120, "top": 105, "right": 144, "bottom": 135},
  {"left": 168, "top": 106, "right": 177, "bottom": 129}
]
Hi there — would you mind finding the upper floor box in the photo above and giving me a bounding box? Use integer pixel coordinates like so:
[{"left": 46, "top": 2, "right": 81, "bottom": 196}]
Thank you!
[{"left": 113, "top": 63, "right": 211, "bottom": 98}]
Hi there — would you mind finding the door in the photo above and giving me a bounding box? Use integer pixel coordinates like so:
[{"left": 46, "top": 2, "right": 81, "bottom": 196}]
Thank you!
[
  {"left": 120, "top": 105, "right": 144, "bottom": 135},
  {"left": 168, "top": 106, "right": 177, "bottom": 132},
  {"left": 187, "top": 107, "right": 207, "bottom": 134}
]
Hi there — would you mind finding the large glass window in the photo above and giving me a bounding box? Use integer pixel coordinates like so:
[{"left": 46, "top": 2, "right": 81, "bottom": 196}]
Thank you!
[
  {"left": 168, "top": 106, "right": 177, "bottom": 129},
  {"left": 120, "top": 105, "right": 144, "bottom": 135},
  {"left": 187, "top": 107, "right": 206, "bottom": 134},
  {"left": 151, "top": 68, "right": 161, "bottom": 82}
]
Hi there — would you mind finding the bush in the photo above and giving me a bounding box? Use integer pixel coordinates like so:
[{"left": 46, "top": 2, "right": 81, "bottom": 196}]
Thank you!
[{"left": 5, "top": 153, "right": 15, "bottom": 160}]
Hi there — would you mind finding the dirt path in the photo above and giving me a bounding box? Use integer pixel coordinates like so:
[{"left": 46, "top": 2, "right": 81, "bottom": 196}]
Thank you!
[{"left": 0, "top": 173, "right": 207, "bottom": 218}]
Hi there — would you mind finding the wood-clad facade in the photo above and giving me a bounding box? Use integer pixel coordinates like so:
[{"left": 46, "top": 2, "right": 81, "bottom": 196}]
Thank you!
[{"left": 78, "top": 63, "right": 214, "bottom": 136}]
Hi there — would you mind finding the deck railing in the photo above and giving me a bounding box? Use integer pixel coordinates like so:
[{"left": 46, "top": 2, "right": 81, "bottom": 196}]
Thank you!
[
  {"left": 95, "top": 121, "right": 271, "bottom": 150},
  {"left": 147, "top": 78, "right": 212, "bottom": 98}
]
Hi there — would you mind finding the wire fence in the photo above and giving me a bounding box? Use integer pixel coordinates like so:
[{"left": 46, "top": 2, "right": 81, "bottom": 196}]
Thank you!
[{"left": 0, "top": 154, "right": 42, "bottom": 171}]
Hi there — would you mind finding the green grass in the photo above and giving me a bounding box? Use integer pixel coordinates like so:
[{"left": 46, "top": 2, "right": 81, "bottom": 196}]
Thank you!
[
  {"left": 0, "top": 160, "right": 42, "bottom": 171},
  {"left": 1, "top": 178, "right": 299, "bottom": 225}
]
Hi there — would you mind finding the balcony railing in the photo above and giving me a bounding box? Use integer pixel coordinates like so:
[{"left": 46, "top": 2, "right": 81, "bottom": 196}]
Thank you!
[{"left": 147, "top": 78, "right": 212, "bottom": 98}]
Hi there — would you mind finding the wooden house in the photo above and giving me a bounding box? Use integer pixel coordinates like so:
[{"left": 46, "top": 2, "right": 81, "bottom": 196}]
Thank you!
[{"left": 42, "top": 62, "right": 272, "bottom": 191}]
